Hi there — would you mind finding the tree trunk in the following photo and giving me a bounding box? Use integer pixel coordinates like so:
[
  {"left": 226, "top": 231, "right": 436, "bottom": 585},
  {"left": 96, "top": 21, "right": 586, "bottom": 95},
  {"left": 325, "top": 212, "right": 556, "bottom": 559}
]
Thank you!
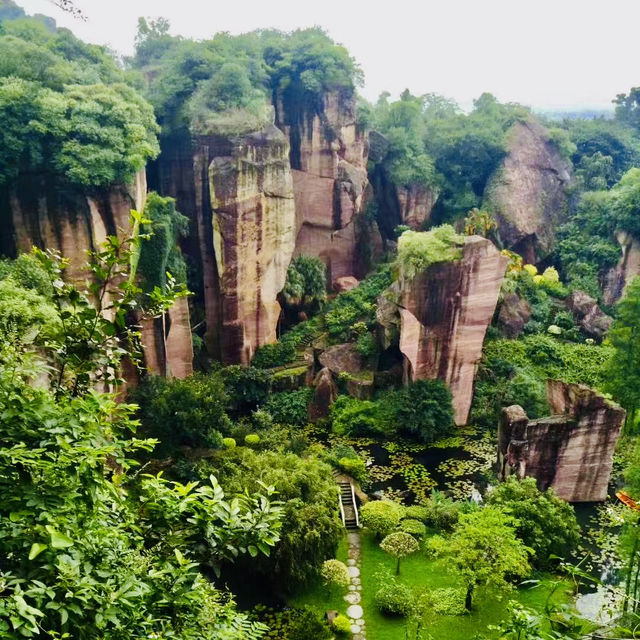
[{"left": 465, "top": 584, "right": 473, "bottom": 611}]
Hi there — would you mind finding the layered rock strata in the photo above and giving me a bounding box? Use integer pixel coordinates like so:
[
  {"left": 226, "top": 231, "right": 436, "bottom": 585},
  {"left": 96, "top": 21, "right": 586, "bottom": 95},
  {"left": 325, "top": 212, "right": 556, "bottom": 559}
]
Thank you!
[
  {"left": 498, "top": 380, "right": 625, "bottom": 502},
  {"left": 202, "top": 124, "right": 297, "bottom": 364},
  {"left": 484, "top": 120, "right": 572, "bottom": 263},
  {"left": 391, "top": 236, "right": 508, "bottom": 425}
]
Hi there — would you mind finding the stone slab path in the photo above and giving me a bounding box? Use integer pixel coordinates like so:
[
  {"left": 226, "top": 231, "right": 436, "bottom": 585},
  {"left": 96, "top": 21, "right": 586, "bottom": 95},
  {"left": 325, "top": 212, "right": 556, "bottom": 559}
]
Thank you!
[{"left": 345, "top": 532, "right": 366, "bottom": 639}]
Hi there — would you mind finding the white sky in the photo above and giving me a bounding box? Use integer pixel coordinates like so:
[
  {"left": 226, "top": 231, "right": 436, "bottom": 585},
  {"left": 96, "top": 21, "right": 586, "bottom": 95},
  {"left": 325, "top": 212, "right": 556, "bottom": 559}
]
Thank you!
[{"left": 17, "top": 0, "right": 640, "bottom": 111}]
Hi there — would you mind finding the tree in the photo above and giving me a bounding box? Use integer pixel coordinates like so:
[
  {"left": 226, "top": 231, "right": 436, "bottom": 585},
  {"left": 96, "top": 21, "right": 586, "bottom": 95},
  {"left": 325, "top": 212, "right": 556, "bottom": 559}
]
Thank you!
[
  {"left": 380, "top": 531, "right": 419, "bottom": 575},
  {"left": 606, "top": 277, "right": 640, "bottom": 432},
  {"left": 429, "top": 507, "right": 531, "bottom": 610},
  {"left": 486, "top": 477, "right": 580, "bottom": 569},
  {"left": 281, "top": 255, "right": 327, "bottom": 317},
  {"left": 360, "top": 500, "right": 404, "bottom": 538}
]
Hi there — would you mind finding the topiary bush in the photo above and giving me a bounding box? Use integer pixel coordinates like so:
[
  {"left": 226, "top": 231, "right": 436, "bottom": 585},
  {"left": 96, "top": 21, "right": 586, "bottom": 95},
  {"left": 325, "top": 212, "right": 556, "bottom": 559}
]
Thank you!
[
  {"left": 374, "top": 578, "right": 414, "bottom": 616},
  {"left": 320, "top": 559, "right": 351, "bottom": 590},
  {"left": 222, "top": 437, "right": 236, "bottom": 449},
  {"left": 360, "top": 500, "right": 404, "bottom": 538},
  {"left": 244, "top": 434, "right": 260, "bottom": 446},
  {"left": 425, "top": 587, "right": 467, "bottom": 615},
  {"left": 331, "top": 613, "right": 352, "bottom": 635},
  {"left": 400, "top": 518, "right": 427, "bottom": 538}
]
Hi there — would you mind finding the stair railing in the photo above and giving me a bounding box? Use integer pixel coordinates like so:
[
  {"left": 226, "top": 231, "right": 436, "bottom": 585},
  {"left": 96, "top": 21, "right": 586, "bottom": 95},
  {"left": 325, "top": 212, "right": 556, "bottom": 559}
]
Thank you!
[{"left": 350, "top": 482, "right": 360, "bottom": 528}]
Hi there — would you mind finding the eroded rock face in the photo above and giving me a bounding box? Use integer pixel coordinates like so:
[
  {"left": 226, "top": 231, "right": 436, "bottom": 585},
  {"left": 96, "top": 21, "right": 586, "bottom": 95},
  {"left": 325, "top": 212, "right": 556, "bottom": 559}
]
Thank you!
[
  {"left": 1, "top": 172, "right": 193, "bottom": 379},
  {"left": 393, "top": 236, "right": 508, "bottom": 425},
  {"left": 276, "top": 89, "right": 375, "bottom": 281},
  {"left": 205, "top": 124, "right": 297, "bottom": 364},
  {"left": 484, "top": 120, "right": 572, "bottom": 263},
  {"left": 498, "top": 293, "right": 532, "bottom": 338},
  {"left": 603, "top": 230, "right": 640, "bottom": 305},
  {"left": 308, "top": 367, "right": 338, "bottom": 421},
  {"left": 498, "top": 380, "right": 625, "bottom": 502},
  {"left": 318, "top": 343, "right": 364, "bottom": 376}
]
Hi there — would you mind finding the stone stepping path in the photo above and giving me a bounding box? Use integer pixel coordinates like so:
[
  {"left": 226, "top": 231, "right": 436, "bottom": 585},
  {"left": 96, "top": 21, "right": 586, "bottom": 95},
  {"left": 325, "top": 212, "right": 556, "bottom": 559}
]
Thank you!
[{"left": 345, "top": 532, "right": 366, "bottom": 639}]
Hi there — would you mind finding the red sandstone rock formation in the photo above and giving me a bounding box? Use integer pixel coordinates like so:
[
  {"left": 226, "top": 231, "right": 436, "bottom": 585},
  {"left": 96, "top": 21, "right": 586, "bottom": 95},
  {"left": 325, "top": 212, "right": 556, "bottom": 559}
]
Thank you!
[
  {"left": 603, "top": 230, "right": 640, "bottom": 305},
  {"left": 484, "top": 120, "right": 572, "bottom": 263},
  {"left": 395, "top": 236, "right": 508, "bottom": 425},
  {"left": 204, "top": 124, "right": 297, "bottom": 364},
  {"left": 498, "top": 380, "right": 625, "bottom": 502},
  {"left": 2, "top": 171, "right": 193, "bottom": 380},
  {"left": 308, "top": 367, "right": 338, "bottom": 421},
  {"left": 498, "top": 293, "right": 532, "bottom": 338},
  {"left": 276, "top": 90, "right": 376, "bottom": 281}
]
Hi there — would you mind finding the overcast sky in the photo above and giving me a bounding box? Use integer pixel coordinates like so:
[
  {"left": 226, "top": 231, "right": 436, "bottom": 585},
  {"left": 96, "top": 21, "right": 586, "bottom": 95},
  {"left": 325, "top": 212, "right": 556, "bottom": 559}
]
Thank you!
[{"left": 17, "top": 0, "right": 640, "bottom": 111}]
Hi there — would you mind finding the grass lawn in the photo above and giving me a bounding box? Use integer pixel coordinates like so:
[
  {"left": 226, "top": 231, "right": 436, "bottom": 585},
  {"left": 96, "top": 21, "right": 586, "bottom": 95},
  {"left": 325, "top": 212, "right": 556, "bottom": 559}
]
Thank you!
[{"left": 290, "top": 530, "right": 578, "bottom": 640}]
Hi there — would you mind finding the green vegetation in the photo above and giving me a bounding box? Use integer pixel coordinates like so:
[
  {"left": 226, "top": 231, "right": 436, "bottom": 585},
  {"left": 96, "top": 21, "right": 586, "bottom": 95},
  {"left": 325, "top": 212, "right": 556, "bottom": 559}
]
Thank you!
[
  {"left": 281, "top": 255, "right": 327, "bottom": 317},
  {"left": 380, "top": 531, "right": 420, "bottom": 575}
]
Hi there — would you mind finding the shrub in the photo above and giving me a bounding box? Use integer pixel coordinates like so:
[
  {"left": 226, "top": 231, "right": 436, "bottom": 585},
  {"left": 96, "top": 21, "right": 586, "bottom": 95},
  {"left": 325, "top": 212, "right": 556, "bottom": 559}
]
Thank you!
[
  {"left": 251, "top": 408, "right": 274, "bottom": 430},
  {"left": 244, "top": 434, "right": 260, "bottom": 446},
  {"left": 220, "top": 365, "right": 272, "bottom": 413},
  {"left": 222, "top": 437, "right": 236, "bottom": 449},
  {"left": 400, "top": 518, "right": 427, "bottom": 538},
  {"left": 252, "top": 341, "right": 297, "bottom": 368},
  {"left": 331, "top": 395, "right": 383, "bottom": 436},
  {"left": 423, "top": 491, "right": 461, "bottom": 531},
  {"left": 404, "top": 505, "right": 429, "bottom": 522},
  {"left": 425, "top": 587, "right": 467, "bottom": 615},
  {"left": 360, "top": 500, "right": 404, "bottom": 538},
  {"left": 265, "top": 388, "right": 313, "bottom": 426},
  {"left": 337, "top": 456, "right": 367, "bottom": 484},
  {"left": 380, "top": 532, "right": 420, "bottom": 574},
  {"left": 331, "top": 613, "right": 352, "bottom": 634},
  {"left": 374, "top": 579, "right": 414, "bottom": 616},
  {"left": 281, "top": 255, "right": 327, "bottom": 311},
  {"left": 320, "top": 559, "right": 351, "bottom": 589},
  {"left": 355, "top": 331, "right": 378, "bottom": 359}
]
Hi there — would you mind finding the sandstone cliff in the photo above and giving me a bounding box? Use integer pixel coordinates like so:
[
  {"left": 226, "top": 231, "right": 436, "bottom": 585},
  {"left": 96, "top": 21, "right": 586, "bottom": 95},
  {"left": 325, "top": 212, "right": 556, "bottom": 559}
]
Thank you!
[
  {"left": 276, "top": 89, "right": 375, "bottom": 281},
  {"left": 384, "top": 236, "right": 508, "bottom": 425},
  {"left": 603, "top": 230, "right": 640, "bottom": 305},
  {"left": 498, "top": 380, "right": 624, "bottom": 502},
  {"left": 192, "top": 124, "right": 296, "bottom": 364},
  {"left": 1, "top": 171, "right": 194, "bottom": 379},
  {"left": 484, "top": 120, "right": 572, "bottom": 263}
]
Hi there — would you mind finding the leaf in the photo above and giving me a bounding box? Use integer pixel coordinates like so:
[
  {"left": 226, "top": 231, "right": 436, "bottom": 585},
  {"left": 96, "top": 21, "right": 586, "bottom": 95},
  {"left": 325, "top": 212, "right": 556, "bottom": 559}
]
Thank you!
[
  {"left": 248, "top": 545, "right": 258, "bottom": 558},
  {"left": 28, "top": 543, "right": 47, "bottom": 560},
  {"left": 45, "top": 526, "right": 74, "bottom": 549}
]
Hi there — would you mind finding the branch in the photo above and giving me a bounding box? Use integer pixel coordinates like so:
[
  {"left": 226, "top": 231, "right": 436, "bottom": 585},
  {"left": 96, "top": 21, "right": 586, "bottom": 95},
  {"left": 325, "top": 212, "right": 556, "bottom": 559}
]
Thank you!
[{"left": 48, "top": 0, "right": 85, "bottom": 20}]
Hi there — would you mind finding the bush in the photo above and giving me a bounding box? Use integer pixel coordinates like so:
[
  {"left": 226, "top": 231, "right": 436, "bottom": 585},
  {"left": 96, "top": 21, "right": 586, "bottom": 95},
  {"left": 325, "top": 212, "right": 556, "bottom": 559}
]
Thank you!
[
  {"left": 220, "top": 365, "right": 272, "bottom": 413},
  {"left": 360, "top": 500, "right": 404, "bottom": 538},
  {"left": 423, "top": 491, "right": 461, "bottom": 531},
  {"left": 400, "top": 518, "right": 427, "bottom": 538},
  {"left": 281, "top": 255, "right": 327, "bottom": 311},
  {"left": 222, "top": 437, "right": 236, "bottom": 449},
  {"left": 404, "top": 505, "right": 429, "bottom": 522},
  {"left": 331, "top": 395, "right": 383, "bottom": 436},
  {"left": 337, "top": 456, "right": 367, "bottom": 484},
  {"left": 244, "top": 434, "right": 260, "bottom": 446},
  {"left": 261, "top": 606, "right": 332, "bottom": 640},
  {"left": 331, "top": 613, "right": 352, "bottom": 634},
  {"left": 252, "top": 341, "right": 297, "bottom": 368},
  {"left": 265, "top": 388, "right": 313, "bottom": 426},
  {"left": 374, "top": 579, "right": 414, "bottom": 616},
  {"left": 486, "top": 477, "right": 580, "bottom": 569},
  {"left": 425, "top": 587, "right": 467, "bottom": 615},
  {"left": 320, "top": 559, "right": 350, "bottom": 589}
]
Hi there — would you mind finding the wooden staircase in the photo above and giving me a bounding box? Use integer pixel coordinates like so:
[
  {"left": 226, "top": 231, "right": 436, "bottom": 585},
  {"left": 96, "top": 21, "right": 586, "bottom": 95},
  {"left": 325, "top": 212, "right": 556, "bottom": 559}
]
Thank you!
[{"left": 338, "top": 480, "right": 359, "bottom": 531}]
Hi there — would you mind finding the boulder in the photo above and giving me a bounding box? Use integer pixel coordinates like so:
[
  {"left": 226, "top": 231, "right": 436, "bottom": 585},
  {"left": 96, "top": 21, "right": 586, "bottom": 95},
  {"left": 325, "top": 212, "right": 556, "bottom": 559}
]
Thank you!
[
  {"left": 394, "top": 236, "right": 508, "bottom": 425},
  {"left": 308, "top": 367, "right": 338, "bottom": 421},
  {"left": 484, "top": 120, "right": 572, "bottom": 263},
  {"left": 319, "top": 343, "right": 364, "bottom": 375},
  {"left": 498, "top": 293, "right": 532, "bottom": 338},
  {"left": 498, "top": 380, "right": 625, "bottom": 502},
  {"left": 333, "top": 276, "right": 360, "bottom": 293},
  {"left": 566, "top": 290, "right": 613, "bottom": 340}
]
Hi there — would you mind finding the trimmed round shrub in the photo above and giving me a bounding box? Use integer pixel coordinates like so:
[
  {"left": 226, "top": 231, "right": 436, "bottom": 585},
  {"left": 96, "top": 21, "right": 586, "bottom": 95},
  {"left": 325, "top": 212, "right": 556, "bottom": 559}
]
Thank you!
[
  {"left": 244, "top": 434, "right": 260, "bottom": 446},
  {"left": 360, "top": 500, "right": 404, "bottom": 538},
  {"left": 400, "top": 518, "right": 427, "bottom": 538},
  {"left": 331, "top": 613, "right": 352, "bottom": 635},
  {"left": 404, "top": 505, "right": 429, "bottom": 522},
  {"left": 222, "top": 437, "right": 236, "bottom": 449},
  {"left": 320, "top": 559, "right": 350, "bottom": 589},
  {"left": 374, "top": 580, "right": 414, "bottom": 616}
]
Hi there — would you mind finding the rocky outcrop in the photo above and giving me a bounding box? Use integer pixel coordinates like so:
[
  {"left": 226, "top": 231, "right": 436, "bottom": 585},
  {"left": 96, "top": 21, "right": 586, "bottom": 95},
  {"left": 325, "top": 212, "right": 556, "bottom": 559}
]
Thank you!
[
  {"left": 603, "top": 230, "right": 640, "bottom": 305},
  {"left": 1, "top": 171, "right": 193, "bottom": 379},
  {"left": 369, "top": 131, "right": 439, "bottom": 239},
  {"left": 484, "top": 120, "right": 572, "bottom": 263},
  {"left": 202, "top": 124, "right": 297, "bottom": 364},
  {"left": 333, "top": 275, "right": 359, "bottom": 293},
  {"left": 308, "top": 367, "right": 338, "bottom": 421},
  {"left": 391, "top": 236, "right": 508, "bottom": 425},
  {"left": 498, "top": 380, "right": 625, "bottom": 502},
  {"left": 498, "top": 293, "right": 532, "bottom": 338},
  {"left": 276, "top": 89, "right": 375, "bottom": 281},
  {"left": 318, "top": 343, "right": 365, "bottom": 376},
  {"left": 565, "top": 290, "right": 612, "bottom": 340}
]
